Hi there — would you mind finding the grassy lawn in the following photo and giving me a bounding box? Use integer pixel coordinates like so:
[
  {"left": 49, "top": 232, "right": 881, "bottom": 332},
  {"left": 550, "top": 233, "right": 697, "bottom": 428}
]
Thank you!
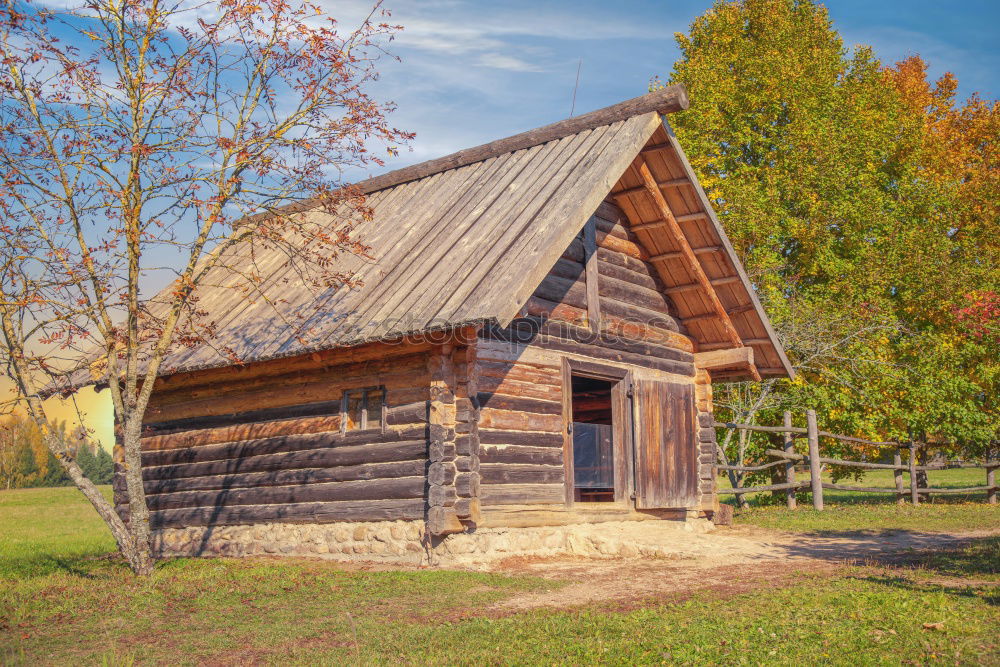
[
  {"left": 1, "top": 486, "right": 999, "bottom": 665},
  {"left": 0, "top": 486, "right": 117, "bottom": 580},
  {"left": 720, "top": 467, "right": 1000, "bottom": 533}
]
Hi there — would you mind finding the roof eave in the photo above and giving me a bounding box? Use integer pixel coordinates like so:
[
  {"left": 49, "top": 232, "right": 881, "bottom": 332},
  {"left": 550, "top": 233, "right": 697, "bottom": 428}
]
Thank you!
[{"left": 658, "top": 117, "right": 795, "bottom": 381}]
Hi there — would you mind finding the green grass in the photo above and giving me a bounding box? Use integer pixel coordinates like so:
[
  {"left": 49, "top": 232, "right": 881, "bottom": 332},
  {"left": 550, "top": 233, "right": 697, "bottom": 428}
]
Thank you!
[
  {"left": 731, "top": 501, "right": 1000, "bottom": 533},
  {"left": 2, "top": 486, "right": 999, "bottom": 665},
  {"left": 719, "top": 467, "right": 1000, "bottom": 533},
  {"left": 0, "top": 486, "right": 117, "bottom": 579}
]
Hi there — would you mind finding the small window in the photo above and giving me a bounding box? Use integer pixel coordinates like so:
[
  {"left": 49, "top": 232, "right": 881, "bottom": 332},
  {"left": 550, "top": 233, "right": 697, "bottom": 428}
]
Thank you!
[
  {"left": 341, "top": 386, "right": 385, "bottom": 433},
  {"left": 365, "top": 387, "right": 385, "bottom": 428}
]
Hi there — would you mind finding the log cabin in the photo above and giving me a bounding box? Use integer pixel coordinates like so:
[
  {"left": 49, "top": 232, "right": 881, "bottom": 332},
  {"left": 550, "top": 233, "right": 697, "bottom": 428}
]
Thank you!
[{"left": 110, "top": 85, "right": 794, "bottom": 562}]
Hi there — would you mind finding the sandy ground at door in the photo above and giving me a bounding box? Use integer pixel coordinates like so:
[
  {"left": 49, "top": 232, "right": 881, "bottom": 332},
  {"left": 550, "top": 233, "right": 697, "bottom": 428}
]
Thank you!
[{"left": 483, "top": 525, "right": 1000, "bottom": 611}]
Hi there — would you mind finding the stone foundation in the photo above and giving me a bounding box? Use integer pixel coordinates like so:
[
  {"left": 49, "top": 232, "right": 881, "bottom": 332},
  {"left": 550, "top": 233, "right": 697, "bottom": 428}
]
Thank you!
[
  {"left": 152, "top": 520, "right": 428, "bottom": 564},
  {"left": 152, "top": 517, "right": 714, "bottom": 567}
]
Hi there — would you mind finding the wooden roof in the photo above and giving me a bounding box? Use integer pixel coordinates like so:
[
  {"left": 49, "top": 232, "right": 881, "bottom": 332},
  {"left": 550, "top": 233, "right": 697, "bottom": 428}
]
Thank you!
[
  {"left": 609, "top": 122, "right": 794, "bottom": 379},
  {"left": 154, "top": 113, "right": 661, "bottom": 376},
  {"left": 66, "top": 86, "right": 793, "bottom": 387}
]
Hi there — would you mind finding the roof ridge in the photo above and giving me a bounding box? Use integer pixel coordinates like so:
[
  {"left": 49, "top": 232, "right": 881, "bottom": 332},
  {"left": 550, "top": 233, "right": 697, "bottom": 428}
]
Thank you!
[
  {"left": 221, "top": 86, "right": 688, "bottom": 234},
  {"left": 354, "top": 84, "right": 688, "bottom": 195}
]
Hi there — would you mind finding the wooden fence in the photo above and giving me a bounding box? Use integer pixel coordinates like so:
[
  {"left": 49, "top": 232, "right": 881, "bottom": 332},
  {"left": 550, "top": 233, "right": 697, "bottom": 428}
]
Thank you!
[{"left": 714, "top": 409, "right": 998, "bottom": 510}]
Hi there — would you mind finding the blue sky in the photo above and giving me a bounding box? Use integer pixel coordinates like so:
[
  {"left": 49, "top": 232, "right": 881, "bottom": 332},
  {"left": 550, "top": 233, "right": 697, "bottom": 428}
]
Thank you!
[{"left": 351, "top": 0, "right": 999, "bottom": 176}]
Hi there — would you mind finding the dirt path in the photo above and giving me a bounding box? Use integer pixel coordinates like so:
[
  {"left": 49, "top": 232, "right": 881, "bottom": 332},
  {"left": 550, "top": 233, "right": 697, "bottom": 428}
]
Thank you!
[{"left": 491, "top": 526, "right": 999, "bottom": 612}]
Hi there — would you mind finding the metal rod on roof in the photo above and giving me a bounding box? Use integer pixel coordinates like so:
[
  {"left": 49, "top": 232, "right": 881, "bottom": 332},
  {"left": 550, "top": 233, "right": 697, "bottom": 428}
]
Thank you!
[{"left": 570, "top": 58, "right": 582, "bottom": 118}]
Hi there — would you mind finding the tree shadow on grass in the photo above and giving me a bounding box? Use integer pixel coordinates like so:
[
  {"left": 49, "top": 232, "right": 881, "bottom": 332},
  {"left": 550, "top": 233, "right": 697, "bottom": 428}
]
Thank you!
[
  {"left": 768, "top": 532, "right": 1000, "bottom": 574},
  {"left": 808, "top": 533, "right": 999, "bottom": 606},
  {"left": 851, "top": 571, "right": 1000, "bottom": 607},
  {"left": 0, "top": 551, "right": 123, "bottom": 581},
  {"left": 901, "top": 536, "right": 1000, "bottom": 578}
]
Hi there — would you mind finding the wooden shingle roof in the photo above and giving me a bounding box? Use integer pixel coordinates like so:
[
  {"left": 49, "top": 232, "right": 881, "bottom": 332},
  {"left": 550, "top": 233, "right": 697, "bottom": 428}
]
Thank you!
[
  {"left": 159, "top": 112, "right": 660, "bottom": 375},
  {"left": 65, "top": 85, "right": 793, "bottom": 388}
]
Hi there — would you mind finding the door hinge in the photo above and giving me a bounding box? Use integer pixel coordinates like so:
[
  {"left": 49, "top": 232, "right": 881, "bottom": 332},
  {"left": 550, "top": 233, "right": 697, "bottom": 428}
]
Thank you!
[{"left": 626, "top": 382, "right": 634, "bottom": 399}]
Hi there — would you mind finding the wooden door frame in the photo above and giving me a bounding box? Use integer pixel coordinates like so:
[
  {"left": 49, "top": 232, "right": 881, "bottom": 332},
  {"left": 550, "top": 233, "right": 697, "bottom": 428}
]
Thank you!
[{"left": 560, "top": 357, "right": 633, "bottom": 507}]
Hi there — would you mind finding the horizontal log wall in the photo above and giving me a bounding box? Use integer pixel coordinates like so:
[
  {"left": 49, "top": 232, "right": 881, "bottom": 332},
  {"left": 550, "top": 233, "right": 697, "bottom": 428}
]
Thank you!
[
  {"left": 593, "top": 201, "right": 683, "bottom": 332},
  {"left": 144, "top": 350, "right": 432, "bottom": 424},
  {"left": 115, "top": 343, "right": 434, "bottom": 529},
  {"left": 475, "top": 337, "right": 566, "bottom": 508},
  {"left": 475, "top": 199, "right": 706, "bottom": 517},
  {"left": 484, "top": 318, "right": 694, "bottom": 377}
]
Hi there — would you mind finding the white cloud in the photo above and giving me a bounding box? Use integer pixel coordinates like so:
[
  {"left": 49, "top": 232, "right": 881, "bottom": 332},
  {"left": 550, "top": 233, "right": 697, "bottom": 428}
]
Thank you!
[
  {"left": 323, "top": 1, "right": 675, "bottom": 75},
  {"left": 475, "top": 53, "right": 544, "bottom": 72}
]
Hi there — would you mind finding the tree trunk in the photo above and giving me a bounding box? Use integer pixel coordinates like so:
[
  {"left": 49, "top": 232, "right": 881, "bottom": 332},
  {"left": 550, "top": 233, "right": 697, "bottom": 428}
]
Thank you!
[
  {"left": 120, "top": 414, "right": 154, "bottom": 575},
  {"left": 52, "top": 445, "right": 141, "bottom": 566},
  {"left": 716, "top": 427, "right": 747, "bottom": 509},
  {"left": 20, "top": 384, "right": 152, "bottom": 575}
]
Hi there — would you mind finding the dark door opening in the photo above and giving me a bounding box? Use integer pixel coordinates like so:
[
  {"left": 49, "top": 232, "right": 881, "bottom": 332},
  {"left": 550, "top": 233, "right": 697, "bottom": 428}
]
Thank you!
[{"left": 571, "top": 375, "right": 615, "bottom": 502}]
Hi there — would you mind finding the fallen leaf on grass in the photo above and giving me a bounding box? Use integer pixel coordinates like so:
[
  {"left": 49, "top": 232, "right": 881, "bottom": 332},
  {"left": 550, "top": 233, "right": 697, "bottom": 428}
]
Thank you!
[{"left": 922, "top": 622, "right": 945, "bottom": 631}]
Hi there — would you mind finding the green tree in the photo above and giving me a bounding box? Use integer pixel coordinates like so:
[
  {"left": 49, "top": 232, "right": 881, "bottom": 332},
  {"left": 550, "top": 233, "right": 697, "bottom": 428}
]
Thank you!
[
  {"left": 659, "top": 0, "right": 997, "bottom": 481},
  {"left": 76, "top": 443, "right": 114, "bottom": 486},
  {"left": 13, "top": 437, "right": 38, "bottom": 487},
  {"left": 0, "top": 414, "right": 83, "bottom": 488}
]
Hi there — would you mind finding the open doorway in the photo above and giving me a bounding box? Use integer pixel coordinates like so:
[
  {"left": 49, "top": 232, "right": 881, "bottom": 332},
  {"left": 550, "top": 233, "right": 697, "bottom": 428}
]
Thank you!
[{"left": 571, "top": 375, "right": 615, "bottom": 502}]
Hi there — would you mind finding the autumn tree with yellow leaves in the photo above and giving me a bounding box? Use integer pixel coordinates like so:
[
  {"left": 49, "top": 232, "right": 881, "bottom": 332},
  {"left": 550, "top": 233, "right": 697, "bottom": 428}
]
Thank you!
[{"left": 660, "top": 0, "right": 998, "bottom": 485}]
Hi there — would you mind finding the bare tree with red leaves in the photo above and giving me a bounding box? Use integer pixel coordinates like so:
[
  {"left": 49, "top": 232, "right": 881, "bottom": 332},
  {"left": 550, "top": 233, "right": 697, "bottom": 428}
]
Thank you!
[{"left": 0, "top": 0, "right": 410, "bottom": 575}]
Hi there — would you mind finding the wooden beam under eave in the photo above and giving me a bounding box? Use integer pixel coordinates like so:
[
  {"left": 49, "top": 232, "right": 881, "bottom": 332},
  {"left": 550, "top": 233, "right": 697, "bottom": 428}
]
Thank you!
[
  {"left": 681, "top": 312, "right": 720, "bottom": 325},
  {"left": 695, "top": 347, "right": 754, "bottom": 370},
  {"left": 640, "top": 141, "right": 676, "bottom": 155},
  {"left": 629, "top": 212, "right": 709, "bottom": 232},
  {"left": 688, "top": 303, "right": 755, "bottom": 322},
  {"left": 664, "top": 275, "right": 741, "bottom": 296},
  {"left": 699, "top": 337, "right": 771, "bottom": 352},
  {"left": 615, "top": 178, "right": 693, "bottom": 197},
  {"left": 726, "top": 303, "right": 756, "bottom": 316},
  {"left": 635, "top": 161, "right": 743, "bottom": 348},
  {"left": 648, "top": 245, "right": 721, "bottom": 262},
  {"left": 709, "top": 366, "right": 763, "bottom": 382},
  {"left": 695, "top": 348, "right": 761, "bottom": 382}
]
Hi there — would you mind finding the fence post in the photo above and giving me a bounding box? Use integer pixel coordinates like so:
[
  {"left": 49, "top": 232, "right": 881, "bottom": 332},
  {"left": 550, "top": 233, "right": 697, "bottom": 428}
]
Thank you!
[
  {"left": 783, "top": 411, "right": 796, "bottom": 509},
  {"left": 893, "top": 448, "right": 905, "bottom": 505},
  {"left": 988, "top": 444, "right": 997, "bottom": 506},
  {"left": 806, "top": 409, "right": 823, "bottom": 511},
  {"left": 909, "top": 443, "right": 919, "bottom": 506}
]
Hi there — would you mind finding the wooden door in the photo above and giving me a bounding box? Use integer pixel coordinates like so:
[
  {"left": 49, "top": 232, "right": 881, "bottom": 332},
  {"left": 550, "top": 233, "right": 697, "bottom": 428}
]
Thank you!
[{"left": 632, "top": 379, "right": 698, "bottom": 509}]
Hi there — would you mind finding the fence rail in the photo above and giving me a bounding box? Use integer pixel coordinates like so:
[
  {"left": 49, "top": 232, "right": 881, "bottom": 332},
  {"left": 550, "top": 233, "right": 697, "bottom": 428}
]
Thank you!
[{"left": 714, "top": 409, "right": 998, "bottom": 510}]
